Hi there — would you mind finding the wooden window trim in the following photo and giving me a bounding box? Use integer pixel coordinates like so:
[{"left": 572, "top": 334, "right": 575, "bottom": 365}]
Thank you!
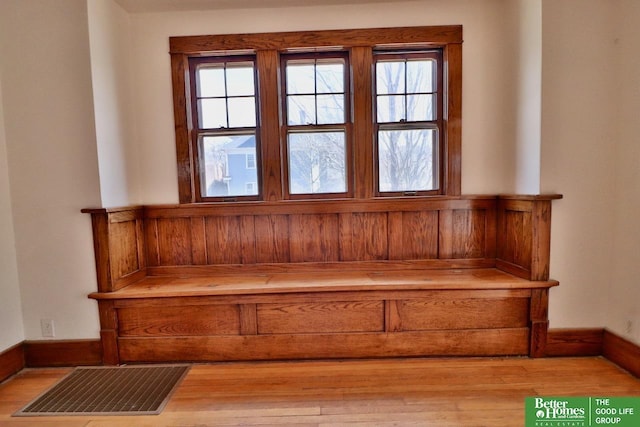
[{"left": 170, "top": 26, "right": 462, "bottom": 203}]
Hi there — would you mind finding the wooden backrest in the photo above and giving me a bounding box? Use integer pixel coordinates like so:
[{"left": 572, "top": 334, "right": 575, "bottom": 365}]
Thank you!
[{"left": 83, "top": 195, "right": 560, "bottom": 292}]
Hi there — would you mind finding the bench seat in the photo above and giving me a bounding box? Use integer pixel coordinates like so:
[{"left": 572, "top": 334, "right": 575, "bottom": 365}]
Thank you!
[{"left": 90, "top": 268, "right": 557, "bottom": 299}]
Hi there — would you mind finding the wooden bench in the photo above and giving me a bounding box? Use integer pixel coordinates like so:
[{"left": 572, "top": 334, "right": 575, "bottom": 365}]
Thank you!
[{"left": 83, "top": 195, "right": 561, "bottom": 365}]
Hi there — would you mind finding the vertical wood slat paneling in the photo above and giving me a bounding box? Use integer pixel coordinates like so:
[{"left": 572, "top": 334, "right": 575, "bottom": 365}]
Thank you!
[
  {"left": 351, "top": 213, "right": 388, "bottom": 261},
  {"left": 438, "top": 209, "right": 453, "bottom": 259},
  {"left": 439, "top": 209, "right": 486, "bottom": 259},
  {"left": 499, "top": 210, "right": 517, "bottom": 265},
  {"left": 499, "top": 209, "right": 533, "bottom": 270},
  {"left": 240, "top": 216, "right": 257, "bottom": 264},
  {"left": 206, "top": 216, "right": 243, "bottom": 265},
  {"left": 255, "top": 215, "right": 290, "bottom": 263},
  {"left": 139, "top": 201, "right": 503, "bottom": 267},
  {"left": 453, "top": 209, "right": 486, "bottom": 258},
  {"left": 387, "top": 212, "right": 403, "bottom": 260},
  {"left": 401, "top": 211, "right": 438, "bottom": 260},
  {"left": 190, "top": 217, "right": 207, "bottom": 265},
  {"left": 145, "top": 218, "right": 160, "bottom": 267},
  {"left": 496, "top": 196, "right": 561, "bottom": 280},
  {"left": 109, "top": 221, "right": 140, "bottom": 283},
  {"left": 289, "top": 214, "right": 339, "bottom": 262},
  {"left": 135, "top": 219, "right": 146, "bottom": 272},
  {"left": 157, "top": 218, "right": 192, "bottom": 265},
  {"left": 484, "top": 204, "right": 497, "bottom": 261},
  {"left": 338, "top": 213, "right": 353, "bottom": 261}
]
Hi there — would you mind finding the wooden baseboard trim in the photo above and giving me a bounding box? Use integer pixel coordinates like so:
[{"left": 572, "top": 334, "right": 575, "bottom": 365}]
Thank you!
[
  {"left": 4, "top": 331, "right": 637, "bottom": 378},
  {"left": 0, "top": 342, "right": 25, "bottom": 383},
  {"left": 602, "top": 330, "right": 640, "bottom": 378},
  {"left": 24, "top": 339, "right": 102, "bottom": 367},
  {"left": 546, "top": 328, "right": 604, "bottom": 357}
]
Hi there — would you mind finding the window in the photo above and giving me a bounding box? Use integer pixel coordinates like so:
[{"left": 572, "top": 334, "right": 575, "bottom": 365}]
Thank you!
[
  {"left": 189, "top": 57, "right": 259, "bottom": 200},
  {"left": 245, "top": 182, "right": 257, "bottom": 194},
  {"left": 171, "top": 26, "right": 462, "bottom": 203},
  {"left": 375, "top": 51, "right": 442, "bottom": 195},
  {"left": 246, "top": 153, "right": 256, "bottom": 169},
  {"left": 282, "top": 53, "right": 350, "bottom": 197}
]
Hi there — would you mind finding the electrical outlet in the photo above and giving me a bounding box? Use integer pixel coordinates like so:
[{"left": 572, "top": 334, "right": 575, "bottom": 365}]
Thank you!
[
  {"left": 626, "top": 320, "right": 634, "bottom": 334},
  {"left": 40, "top": 319, "right": 55, "bottom": 337}
]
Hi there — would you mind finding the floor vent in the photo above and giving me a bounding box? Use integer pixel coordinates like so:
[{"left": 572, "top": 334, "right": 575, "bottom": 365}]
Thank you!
[{"left": 14, "top": 365, "right": 190, "bottom": 416}]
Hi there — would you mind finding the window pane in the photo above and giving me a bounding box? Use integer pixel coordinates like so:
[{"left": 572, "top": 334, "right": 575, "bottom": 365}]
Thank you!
[
  {"left": 245, "top": 182, "right": 257, "bottom": 194},
  {"left": 246, "top": 153, "right": 256, "bottom": 169},
  {"left": 227, "top": 97, "right": 256, "bottom": 127},
  {"left": 407, "top": 94, "right": 434, "bottom": 121},
  {"left": 407, "top": 60, "right": 434, "bottom": 93},
  {"left": 288, "top": 95, "right": 316, "bottom": 125},
  {"left": 288, "top": 132, "right": 346, "bottom": 194},
  {"left": 199, "top": 98, "right": 227, "bottom": 128},
  {"left": 378, "top": 129, "right": 436, "bottom": 192},
  {"left": 287, "top": 62, "right": 315, "bottom": 94},
  {"left": 317, "top": 94, "right": 344, "bottom": 124},
  {"left": 225, "top": 63, "right": 255, "bottom": 96},
  {"left": 316, "top": 61, "right": 344, "bottom": 93},
  {"left": 200, "top": 134, "right": 258, "bottom": 197},
  {"left": 377, "top": 95, "right": 405, "bottom": 123},
  {"left": 376, "top": 61, "right": 405, "bottom": 94},
  {"left": 197, "top": 66, "right": 225, "bottom": 97}
]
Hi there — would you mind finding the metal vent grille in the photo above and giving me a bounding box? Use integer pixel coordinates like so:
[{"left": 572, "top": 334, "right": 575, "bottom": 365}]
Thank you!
[{"left": 14, "top": 365, "right": 189, "bottom": 416}]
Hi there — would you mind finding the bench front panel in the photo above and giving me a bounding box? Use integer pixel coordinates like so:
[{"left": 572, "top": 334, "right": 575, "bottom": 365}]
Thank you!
[{"left": 111, "top": 289, "right": 532, "bottom": 362}]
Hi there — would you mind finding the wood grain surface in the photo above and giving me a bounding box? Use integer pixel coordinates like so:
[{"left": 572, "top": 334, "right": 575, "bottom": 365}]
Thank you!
[{"left": 1, "top": 357, "right": 638, "bottom": 426}]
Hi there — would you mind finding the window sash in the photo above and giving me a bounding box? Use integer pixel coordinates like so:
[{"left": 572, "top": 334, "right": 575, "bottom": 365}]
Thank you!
[
  {"left": 281, "top": 52, "right": 352, "bottom": 199},
  {"left": 373, "top": 50, "right": 444, "bottom": 196},
  {"left": 189, "top": 56, "right": 261, "bottom": 201}
]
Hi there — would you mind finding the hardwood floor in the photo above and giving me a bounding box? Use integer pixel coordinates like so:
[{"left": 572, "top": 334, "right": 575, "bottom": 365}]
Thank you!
[{"left": 0, "top": 357, "right": 639, "bottom": 426}]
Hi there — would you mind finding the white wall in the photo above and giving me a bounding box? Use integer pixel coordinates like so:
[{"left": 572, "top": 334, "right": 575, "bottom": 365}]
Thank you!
[
  {"left": 0, "top": 0, "right": 102, "bottom": 342},
  {"left": 129, "top": 0, "right": 519, "bottom": 203},
  {"left": 513, "top": 0, "right": 542, "bottom": 194},
  {"left": 608, "top": 0, "right": 640, "bottom": 344},
  {"left": 88, "top": 0, "right": 141, "bottom": 207},
  {"left": 541, "top": 0, "right": 617, "bottom": 330},
  {"left": 0, "top": 75, "right": 25, "bottom": 351}
]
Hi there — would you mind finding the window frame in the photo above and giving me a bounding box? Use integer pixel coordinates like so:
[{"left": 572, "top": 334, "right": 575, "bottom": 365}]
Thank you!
[
  {"left": 373, "top": 49, "right": 444, "bottom": 197},
  {"left": 187, "top": 55, "right": 261, "bottom": 202},
  {"left": 170, "top": 26, "right": 462, "bottom": 203},
  {"left": 280, "top": 51, "right": 353, "bottom": 199}
]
